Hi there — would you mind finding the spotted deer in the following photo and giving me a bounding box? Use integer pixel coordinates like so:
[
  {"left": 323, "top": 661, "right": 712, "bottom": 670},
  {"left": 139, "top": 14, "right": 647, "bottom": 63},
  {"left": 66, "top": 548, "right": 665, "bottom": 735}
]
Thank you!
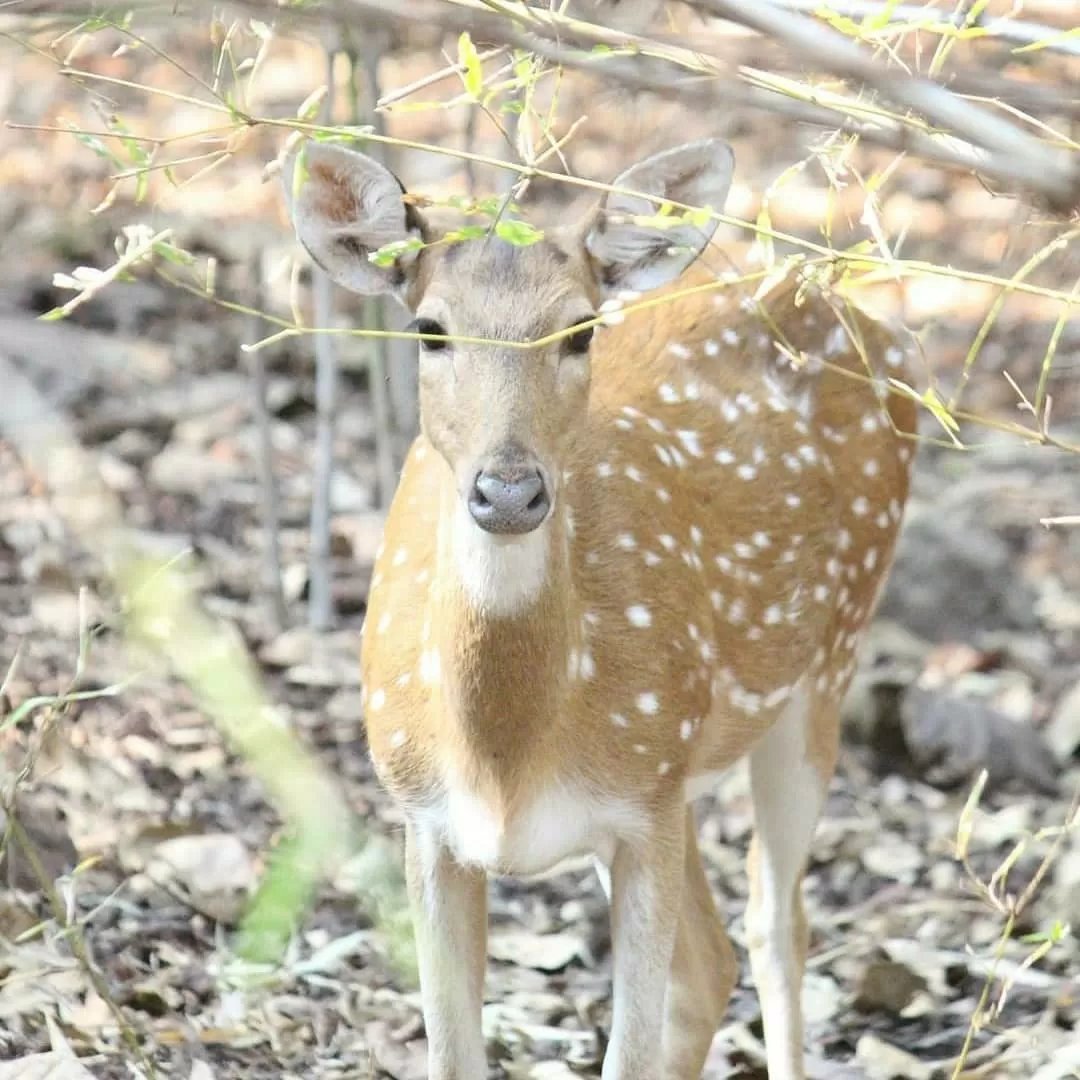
[{"left": 283, "top": 137, "right": 917, "bottom": 1080}]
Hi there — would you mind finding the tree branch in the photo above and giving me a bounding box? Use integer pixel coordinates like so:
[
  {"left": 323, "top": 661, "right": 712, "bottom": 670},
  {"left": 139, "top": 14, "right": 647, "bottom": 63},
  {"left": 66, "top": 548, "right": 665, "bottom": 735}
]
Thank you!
[
  {"left": 11, "top": 0, "right": 1075, "bottom": 208},
  {"left": 684, "top": 0, "right": 1078, "bottom": 206}
]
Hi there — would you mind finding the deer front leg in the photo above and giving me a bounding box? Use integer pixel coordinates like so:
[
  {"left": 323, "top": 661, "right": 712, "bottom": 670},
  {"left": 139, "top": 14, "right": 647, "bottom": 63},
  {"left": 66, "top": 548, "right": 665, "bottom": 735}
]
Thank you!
[
  {"left": 603, "top": 807, "right": 686, "bottom": 1080},
  {"left": 405, "top": 822, "right": 489, "bottom": 1080},
  {"left": 662, "top": 810, "right": 737, "bottom": 1079}
]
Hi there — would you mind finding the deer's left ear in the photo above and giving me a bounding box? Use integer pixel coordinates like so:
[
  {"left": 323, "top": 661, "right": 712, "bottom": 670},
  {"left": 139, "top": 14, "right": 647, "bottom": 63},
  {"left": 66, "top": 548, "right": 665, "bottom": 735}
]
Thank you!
[
  {"left": 584, "top": 139, "right": 734, "bottom": 294},
  {"left": 281, "top": 139, "right": 425, "bottom": 300}
]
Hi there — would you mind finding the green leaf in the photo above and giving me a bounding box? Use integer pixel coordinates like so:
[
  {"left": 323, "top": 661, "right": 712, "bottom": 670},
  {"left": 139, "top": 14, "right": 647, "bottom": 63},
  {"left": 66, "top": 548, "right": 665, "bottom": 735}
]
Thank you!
[
  {"left": 755, "top": 202, "right": 775, "bottom": 271},
  {"left": 458, "top": 32, "right": 483, "bottom": 99},
  {"left": 494, "top": 219, "right": 544, "bottom": 247},
  {"left": 820, "top": 13, "right": 862, "bottom": 37},
  {"left": 1019, "top": 930, "right": 1051, "bottom": 944},
  {"left": 684, "top": 204, "right": 714, "bottom": 230},
  {"left": 629, "top": 212, "right": 680, "bottom": 231},
  {"left": 446, "top": 225, "right": 488, "bottom": 242},
  {"left": 512, "top": 50, "right": 534, "bottom": 83},
  {"left": 474, "top": 195, "right": 507, "bottom": 217},
  {"left": 1012, "top": 27, "right": 1080, "bottom": 54},
  {"left": 920, "top": 385, "right": 960, "bottom": 434},
  {"left": 70, "top": 129, "right": 123, "bottom": 167},
  {"left": 863, "top": 0, "right": 902, "bottom": 31},
  {"left": 152, "top": 240, "right": 195, "bottom": 266},
  {"left": 368, "top": 236, "right": 424, "bottom": 267},
  {"left": 2, "top": 681, "right": 128, "bottom": 729}
]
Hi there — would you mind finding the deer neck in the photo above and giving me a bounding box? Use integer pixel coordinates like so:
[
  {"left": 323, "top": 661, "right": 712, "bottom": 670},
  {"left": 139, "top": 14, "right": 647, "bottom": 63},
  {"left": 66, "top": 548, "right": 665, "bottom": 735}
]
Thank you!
[{"left": 428, "top": 474, "right": 578, "bottom": 787}]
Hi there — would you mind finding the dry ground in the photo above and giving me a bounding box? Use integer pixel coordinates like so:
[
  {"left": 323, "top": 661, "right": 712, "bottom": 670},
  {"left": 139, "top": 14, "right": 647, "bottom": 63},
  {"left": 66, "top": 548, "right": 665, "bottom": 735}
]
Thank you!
[{"left": 2, "top": 8, "right": 1080, "bottom": 1079}]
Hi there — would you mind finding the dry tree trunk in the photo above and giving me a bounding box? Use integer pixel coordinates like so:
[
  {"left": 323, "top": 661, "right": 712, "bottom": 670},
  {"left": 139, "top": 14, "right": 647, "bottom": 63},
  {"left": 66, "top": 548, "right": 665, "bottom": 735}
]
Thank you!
[
  {"left": 308, "top": 40, "right": 340, "bottom": 632},
  {"left": 354, "top": 32, "right": 419, "bottom": 480},
  {"left": 249, "top": 253, "right": 288, "bottom": 629}
]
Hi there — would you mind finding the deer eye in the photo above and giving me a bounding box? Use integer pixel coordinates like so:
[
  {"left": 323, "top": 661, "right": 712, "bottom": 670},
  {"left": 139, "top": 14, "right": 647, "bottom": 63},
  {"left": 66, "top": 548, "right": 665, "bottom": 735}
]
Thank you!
[
  {"left": 564, "top": 321, "right": 595, "bottom": 355},
  {"left": 411, "top": 317, "right": 449, "bottom": 351}
]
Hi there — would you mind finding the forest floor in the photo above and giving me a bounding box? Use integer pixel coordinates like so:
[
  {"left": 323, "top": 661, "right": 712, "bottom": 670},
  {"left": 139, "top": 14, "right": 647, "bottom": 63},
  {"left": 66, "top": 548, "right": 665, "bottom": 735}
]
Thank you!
[{"left": 2, "top": 9, "right": 1080, "bottom": 1080}]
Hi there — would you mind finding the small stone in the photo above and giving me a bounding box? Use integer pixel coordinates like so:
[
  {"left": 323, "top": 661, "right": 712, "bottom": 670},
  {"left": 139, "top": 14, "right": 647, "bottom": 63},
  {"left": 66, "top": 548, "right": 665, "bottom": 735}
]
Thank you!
[
  {"left": 854, "top": 958, "right": 928, "bottom": 1014},
  {"left": 1045, "top": 680, "right": 1080, "bottom": 763}
]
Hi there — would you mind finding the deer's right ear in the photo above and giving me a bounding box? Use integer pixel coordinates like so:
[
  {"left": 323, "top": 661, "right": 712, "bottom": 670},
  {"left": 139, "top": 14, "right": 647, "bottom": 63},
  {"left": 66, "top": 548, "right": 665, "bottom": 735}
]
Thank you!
[{"left": 282, "top": 140, "right": 424, "bottom": 298}]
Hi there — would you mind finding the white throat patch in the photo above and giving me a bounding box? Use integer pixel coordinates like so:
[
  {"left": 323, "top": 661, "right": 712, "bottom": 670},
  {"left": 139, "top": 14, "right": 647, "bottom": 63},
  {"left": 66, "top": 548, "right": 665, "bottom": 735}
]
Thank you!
[{"left": 451, "top": 498, "right": 550, "bottom": 616}]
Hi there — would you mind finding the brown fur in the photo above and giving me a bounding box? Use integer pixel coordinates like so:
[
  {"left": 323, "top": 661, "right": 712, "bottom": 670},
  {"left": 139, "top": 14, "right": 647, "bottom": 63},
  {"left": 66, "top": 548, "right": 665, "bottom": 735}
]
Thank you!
[{"left": 363, "top": 255, "right": 916, "bottom": 830}]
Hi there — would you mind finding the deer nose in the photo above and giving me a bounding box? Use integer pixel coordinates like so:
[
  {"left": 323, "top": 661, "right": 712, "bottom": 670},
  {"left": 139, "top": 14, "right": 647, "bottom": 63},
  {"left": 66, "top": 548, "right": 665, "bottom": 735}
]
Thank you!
[{"left": 468, "top": 466, "right": 550, "bottom": 534}]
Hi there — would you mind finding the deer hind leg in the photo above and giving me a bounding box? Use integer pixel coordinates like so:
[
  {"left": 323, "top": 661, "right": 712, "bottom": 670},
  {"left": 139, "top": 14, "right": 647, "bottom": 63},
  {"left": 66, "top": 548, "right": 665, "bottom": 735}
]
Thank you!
[
  {"left": 592, "top": 810, "right": 736, "bottom": 1080},
  {"left": 746, "top": 680, "right": 839, "bottom": 1080},
  {"left": 661, "top": 808, "right": 737, "bottom": 1078}
]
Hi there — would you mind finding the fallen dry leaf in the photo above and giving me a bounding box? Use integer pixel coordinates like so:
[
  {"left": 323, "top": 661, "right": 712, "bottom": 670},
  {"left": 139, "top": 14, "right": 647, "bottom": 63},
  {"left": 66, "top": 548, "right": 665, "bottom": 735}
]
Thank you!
[
  {"left": 0, "top": 1054, "right": 94, "bottom": 1080},
  {"left": 146, "top": 832, "right": 256, "bottom": 923},
  {"left": 363, "top": 1019, "right": 428, "bottom": 1080},
  {"left": 488, "top": 930, "right": 586, "bottom": 973},
  {"left": 801, "top": 972, "right": 844, "bottom": 1027},
  {"left": 855, "top": 1033, "right": 930, "bottom": 1079},
  {"left": 0, "top": 1017, "right": 94, "bottom": 1080},
  {"left": 0, "top": 791, "right": 78, "bottom": 891}
]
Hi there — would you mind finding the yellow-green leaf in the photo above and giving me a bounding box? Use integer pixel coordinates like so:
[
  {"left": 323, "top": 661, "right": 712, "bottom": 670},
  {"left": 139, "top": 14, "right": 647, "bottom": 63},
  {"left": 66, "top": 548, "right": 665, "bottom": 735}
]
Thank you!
[
  {"left": 494, "top": 219, "right": 544, "bottom": 247},
  {"left": 458, "top": 32, "right": 483, "bottom": 99}
]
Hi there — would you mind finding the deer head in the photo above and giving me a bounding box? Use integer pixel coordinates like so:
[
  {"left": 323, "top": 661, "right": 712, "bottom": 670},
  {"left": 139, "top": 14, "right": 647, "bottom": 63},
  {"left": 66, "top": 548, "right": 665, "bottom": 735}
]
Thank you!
[{"left": 283, "top": 138, "right": 734, "bottom": 537}]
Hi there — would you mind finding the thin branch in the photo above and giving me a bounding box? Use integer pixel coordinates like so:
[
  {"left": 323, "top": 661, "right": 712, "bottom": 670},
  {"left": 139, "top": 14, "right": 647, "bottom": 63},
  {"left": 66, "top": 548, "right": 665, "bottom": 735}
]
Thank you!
[
  {"left": 308, "top": 40, "right": 339, "bottom": 632},
  {"left": 248, "top": 257, "right": 288, "bottom": 630},
  {"left": 774, "top": 0, "right": 1080, "bottom": 58},
  {"left": 377, "top": 43, "right": 506, "bottom": 106},
  {"left": 10, "top": 0, "right": 1080, "bottom": 206},
  {"left": 683, "top": 0, "right": 1078, "bottom": 208},
  {"left": 354, "top": 38, "right": 412, "bottom": 496}
]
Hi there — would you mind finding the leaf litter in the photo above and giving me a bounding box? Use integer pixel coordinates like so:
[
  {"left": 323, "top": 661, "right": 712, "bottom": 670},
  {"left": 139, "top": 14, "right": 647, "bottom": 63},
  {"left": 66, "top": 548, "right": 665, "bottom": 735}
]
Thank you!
[{"left": 1, "top": 11, "right": 1080, "bottom": 1080}]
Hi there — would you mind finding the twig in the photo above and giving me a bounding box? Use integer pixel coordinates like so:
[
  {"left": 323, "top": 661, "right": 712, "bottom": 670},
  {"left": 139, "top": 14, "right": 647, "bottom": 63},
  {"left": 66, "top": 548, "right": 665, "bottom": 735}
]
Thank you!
[
  {"left": 442, "top": 0, "right": 1078, "bottom": 203},
  {"left": 948, "top": 227, "right": 1079, "bottom": 411},
  {"left": 377, "top": 42, "right": 505, "bottom": 106},
  {"left": 247, "top": 255, "right": 288, "bottom": 629},
  {"left": 354, "top": 37, "right": 413, "bottom": 493},
  {"left": 684, "top": 0, "right": 1079, "bottom": 208},
  {"left": 46, "top": 226, "right": 172, "bottom": 319},
  {"left": 12, "top": 0, "right": 1080, "bottom": 205},
  {"left": 7, "top": 815, "right": 158, "bottom": 1077},
  {"left": 774, "top": 0, "right": 1080, "bottom": 58},
  {"left": 365, "top": 295, "right": 407, "bottom": 504},
  {"left": 308, "top": 40, "right": 339, "bottom": 632}
]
